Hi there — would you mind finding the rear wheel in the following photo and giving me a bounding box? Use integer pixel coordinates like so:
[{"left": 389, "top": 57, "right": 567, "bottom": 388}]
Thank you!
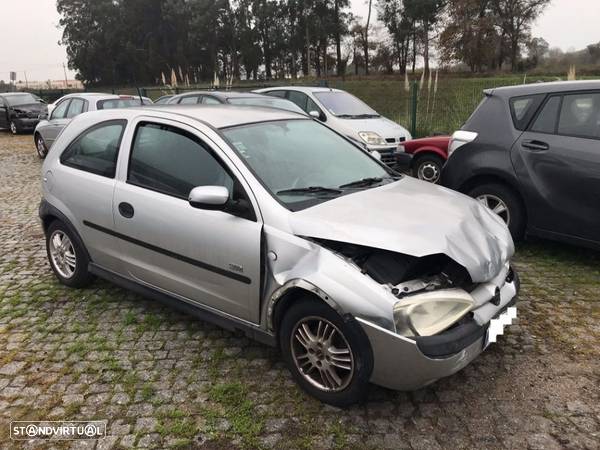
[
  {"left": 35, "top": 134, "right": 48, "bottom": 159},
  {"left": 412, "top": 154, "right": 444, "bottom": 184},
  {"left": 468, "top": 182, "right": 526, "bottom": 241},
  {"left": 279, "top": 298, "right": 373, "bottom": 407},
  {"left": 46, "top": 221, "right": 94, "bottom": 288}
]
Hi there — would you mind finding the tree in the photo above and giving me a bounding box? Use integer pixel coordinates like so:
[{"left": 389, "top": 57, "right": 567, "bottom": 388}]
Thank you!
[
  {"left": 363, "top": 0, "right": 373, "bottom": 75},
  {"left": 492, "top": 0, "right": 551, "bottom": 71},
  {"left": 404, "top": 0, "right": 445, "bottom": 75},
  {"left": 378, "top": 0, "right": 413, "bottom": 74}
]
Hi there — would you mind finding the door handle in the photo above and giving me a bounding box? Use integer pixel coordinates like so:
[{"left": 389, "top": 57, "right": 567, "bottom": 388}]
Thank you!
[
  {"left": 118, "top": 202, "right": 135, "bottom": 218},
  {"left": 522, "top": 140, "right": 549, "bottom": 151}
]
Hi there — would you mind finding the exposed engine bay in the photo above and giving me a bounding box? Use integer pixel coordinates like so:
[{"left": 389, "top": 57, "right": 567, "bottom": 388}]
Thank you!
[{"left": 314, "top": 239, "right": 475, "bottom": 297}]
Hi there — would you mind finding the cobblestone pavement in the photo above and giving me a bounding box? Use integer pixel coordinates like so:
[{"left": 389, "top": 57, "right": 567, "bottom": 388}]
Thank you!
[{"left": 0, "top": 132, "right": 599, "bottom": 450}]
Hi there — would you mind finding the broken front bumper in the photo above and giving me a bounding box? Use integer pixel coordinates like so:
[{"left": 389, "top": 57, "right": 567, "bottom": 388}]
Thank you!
[{"left": 358, "top": 269, "right": 519, "bottom": 391}]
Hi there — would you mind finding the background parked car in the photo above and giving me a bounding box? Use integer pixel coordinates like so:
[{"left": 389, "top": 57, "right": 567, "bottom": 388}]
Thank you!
[
  {"left": 441, "top": 80, "right": 600, "bottom": 249},
  {"left": 396, "top": 135, "right": 450, "bottom": 183},
  {"left": 154, "top": 94, "right": 174, "bottom": 104},
  {"left": 34, "top": 94, "right": 149, "bottom": 158},
  {"left": 165, "top": 90, "right": 306, "bottom": 115},
  {"left": 0, "top": 92, "right": 47, "bottom": 135},
  {"left": 254, "top": 86, "right": 412, "bottom": 167}
]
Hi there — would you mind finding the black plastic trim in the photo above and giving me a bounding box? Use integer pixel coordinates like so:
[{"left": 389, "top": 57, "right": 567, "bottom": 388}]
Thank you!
[
  {"left": 82, "top": 220, "right": 251, "bottom": 285},
  {"left": 89, "top": 263, "right": 275, "bottom": 346}
]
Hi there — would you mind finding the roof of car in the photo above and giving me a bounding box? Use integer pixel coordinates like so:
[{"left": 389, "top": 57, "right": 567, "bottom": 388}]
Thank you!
[
  {"left": 172, "top": 90, "right": 270, "bottom": 99},
  {"left": 485, "top": 80, "right": 600, "bottom": 98},
  {"left": 1, "top": 92, "right": 40, "bottom": 96},
  {"left": 134, "top": 104, "right": 306, "bottom": 129},
  {"left": 256, "top": 86, "right": 343, "bottom": 94}
]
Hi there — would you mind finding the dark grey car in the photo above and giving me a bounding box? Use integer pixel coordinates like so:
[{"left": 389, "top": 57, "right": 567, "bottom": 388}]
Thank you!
[{"left": 442, "top": 80, "right": 600, "bottom": 250}]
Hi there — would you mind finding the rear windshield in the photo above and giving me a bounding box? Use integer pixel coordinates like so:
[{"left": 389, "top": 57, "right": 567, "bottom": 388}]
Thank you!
[
  {"left": 4, "top": 93, "right": 41, "bottom": 106},
  {"left": 97, "top": 98, "right": 143, "bottom": 110}
]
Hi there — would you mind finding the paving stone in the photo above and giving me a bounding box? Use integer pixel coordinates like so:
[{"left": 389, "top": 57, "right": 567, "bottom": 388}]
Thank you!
[{"left": 0, "top": 134, "right": 598, "bottom": 449}]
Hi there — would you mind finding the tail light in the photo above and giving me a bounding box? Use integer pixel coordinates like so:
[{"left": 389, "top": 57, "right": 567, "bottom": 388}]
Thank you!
[{"left": 448, "top": 130, "right": 478, "bottom": 156}]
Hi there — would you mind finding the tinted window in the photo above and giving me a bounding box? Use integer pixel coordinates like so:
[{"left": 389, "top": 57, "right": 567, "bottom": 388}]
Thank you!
[
  {"left": 287, "top": 91, "right": 308, "bottom": 111},
  {"left": 66, "top": 98, "right": 86, "bottom": 119},
  {"left": 60, "top": 121, "right": 125, "bottom": 177},
  {"left": 531, "top": 96, "right": 561, "bottom": 134},
  {"left": 52, "top": 100, "right": 70, "bottom": 120},
  {"left": 558, "top": 93, "right": 600, "bottom": 139},
  {"left": 179, "top": 95, "right": 200, "bottom": 104},
  {"left": 202, "top": 96, "right": 221, "bottom": 105},
  {"left": 266, "top": 90, "right": 287, "bottom": 98},
  {"left": 128, "top": 123, "right": 233, "bottom": 199},
  {"left": 509, "top": 94, "right": 544, "bottom": 130}
]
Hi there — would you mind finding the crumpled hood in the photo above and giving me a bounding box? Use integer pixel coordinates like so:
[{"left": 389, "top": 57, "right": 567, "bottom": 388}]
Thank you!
[
  {"left": 336, "top": 116, "right": 410, "bottom": 141},
  {"left": 289, "top": 177, "right": 514, "bottom": 283}
]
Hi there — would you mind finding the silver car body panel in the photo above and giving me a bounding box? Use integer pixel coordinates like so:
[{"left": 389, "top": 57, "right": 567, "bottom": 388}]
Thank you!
[{"left": 41, "top": 105, "right": 518, "bottom": 392}]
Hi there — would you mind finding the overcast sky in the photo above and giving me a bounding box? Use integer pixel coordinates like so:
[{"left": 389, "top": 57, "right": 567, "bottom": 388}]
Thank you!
[{"left": 1, "top": 0, "right": 599, "bottom": 82}]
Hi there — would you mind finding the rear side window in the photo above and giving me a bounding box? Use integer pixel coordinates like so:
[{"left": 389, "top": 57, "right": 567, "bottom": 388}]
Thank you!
[
  {"left": 97, "top": 99, "right": 140, "bottom": 110},
  {"left": 179, "top": 95, "right": 200, "bottom": 104},
  {"left": 128, "top": 122, "right": 233, "bottom": 199},
  {"left": 530, "top": 96, "right": 561, "bottom": 134},
  {"left": 509, "top": 94, "right": 544, "bottom": 130},
  {"left": 60, "top": 120, "right": 126, "bottom": 178},
  {"left": 558, "top": 93, "right": 600, "bottom": 139},
  {"left": 202, "top": 96, "right": 221, "bottom": 105}
]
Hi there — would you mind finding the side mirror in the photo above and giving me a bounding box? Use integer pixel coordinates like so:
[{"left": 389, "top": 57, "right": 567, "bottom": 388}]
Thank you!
[
  {"left": 188, "top": 185, "right": 229, "bottom": 209},
  {"left": 38, "top": 112, "right": 48, "bottom": 120},
  {"left": 309, "top": 110, "right": 326, "bottom": 122},
  {"left": 371, "top": 150, "right": 382, "bottom": 161}
]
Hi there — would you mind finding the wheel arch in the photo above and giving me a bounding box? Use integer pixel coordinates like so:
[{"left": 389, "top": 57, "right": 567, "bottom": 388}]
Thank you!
[{"left": 411, "top": 147, "right": 447, "bottom": 165}]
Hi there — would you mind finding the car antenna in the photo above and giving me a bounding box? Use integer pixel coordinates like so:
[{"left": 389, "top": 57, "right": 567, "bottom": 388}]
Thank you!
[{"left": 136, "top": 87, "right": 144, "bottom": 105}]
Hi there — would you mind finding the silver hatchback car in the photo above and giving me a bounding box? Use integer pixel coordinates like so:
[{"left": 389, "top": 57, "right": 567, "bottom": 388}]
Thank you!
[{"left": 40, "top": 105, "right": 519, "bottom": 406}]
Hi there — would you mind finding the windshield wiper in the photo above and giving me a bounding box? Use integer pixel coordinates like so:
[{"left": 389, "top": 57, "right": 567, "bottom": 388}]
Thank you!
[
  {"left": 339, "top": 177, "right": 391, "bottom": 189},
  {"left": 336, "top": 113, "right": 380, "bottom": 119},
  {"left": 277, "top": 186, "right": 343, "bottom": 196}
]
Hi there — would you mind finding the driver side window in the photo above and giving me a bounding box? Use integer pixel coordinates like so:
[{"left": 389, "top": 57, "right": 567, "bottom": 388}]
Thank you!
[{"left": 51, "top": 100, "right": 71, "bottom": 120}]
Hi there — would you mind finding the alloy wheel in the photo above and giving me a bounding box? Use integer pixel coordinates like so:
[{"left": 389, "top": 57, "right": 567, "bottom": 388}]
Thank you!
[
  {"left": 476, "top": 194, "right": 511, "bottom": 226},
  {"left": 9, "top": 122, "right": 17, "bottom": 135},
  {"left": 36, "top": 137, "right": 48, "bottom": 158},
  {"left": 417, "top": 161, "right": 441, "bottom": 183},
  {"left": 49, "top": 230, "right": 77, "bottom": 279},
  {"left": 290, "top": 316, "right": 354, "bottom": 392}
]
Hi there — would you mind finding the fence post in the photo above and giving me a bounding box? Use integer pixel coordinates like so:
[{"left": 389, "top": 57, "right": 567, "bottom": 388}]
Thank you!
[{"left": 410, "top": 80, "right": 418, "bottom": 138}]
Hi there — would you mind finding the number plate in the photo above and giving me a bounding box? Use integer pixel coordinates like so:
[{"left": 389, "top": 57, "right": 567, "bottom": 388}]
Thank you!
[{"left": 484, "top": 306, "right": 517, "bottom": 349}]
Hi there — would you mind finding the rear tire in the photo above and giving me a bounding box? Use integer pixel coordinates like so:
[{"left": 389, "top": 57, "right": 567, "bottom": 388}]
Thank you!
[
  {"left": 279, "top": 297, "right": 373, "bottom": 407},
  {"left": 46, "top": 220, "right": 94, "bottom": 288},
  {"left": 468, "top": 182, "right": 526, "bottom": 241},
  {"left": 412, "top": 154, "right": 444, "bottom": 184}
]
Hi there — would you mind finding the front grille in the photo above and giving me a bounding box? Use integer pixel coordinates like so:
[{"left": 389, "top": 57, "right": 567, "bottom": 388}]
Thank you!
[
  {"left": 399, "top": 136, "right": 406, "bottom": 142},
  {"left": 385, "top": 138, "right": 396, "bottom": 143},
  {"left": 379, "top": 148, "right": 397, "bottom": 166}
]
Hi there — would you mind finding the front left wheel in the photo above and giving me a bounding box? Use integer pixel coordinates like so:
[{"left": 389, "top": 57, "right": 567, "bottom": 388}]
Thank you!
[
  {"left": 35, "top": 134, "right": 48, "bottom": 159},
  {"left": 46, "top": 221, "right": 94, "bottom": 288},
  {"left": 9, "top": 121, "right": 19, "bottom": 135},
  {"left": 279, "top": 298, "right": 373, "bottom": 407},
  {"left": 412, "top": 154, "right": 444, "bottom": 184}
]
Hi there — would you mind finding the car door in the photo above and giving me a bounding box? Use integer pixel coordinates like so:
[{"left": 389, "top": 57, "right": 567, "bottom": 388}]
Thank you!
[
  {"left": 112, "top": 118, "right": 262, "bottom": 322},
  {"left": 0, "top": 97, "right": 8, "bottom": 129},
  {"left": 53, "top": 120, "right": 126, "bottom": 271},
  {"left": 43, "top": 99, "right": 71, "bottom": 147},
  {"left": 512, "top": 91, "right": 600, "bottom": 242}
]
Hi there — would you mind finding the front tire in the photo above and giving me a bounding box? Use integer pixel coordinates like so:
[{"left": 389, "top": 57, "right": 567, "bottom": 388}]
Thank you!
[
  {"left": 46, "top": 221, "right": 94, "bottom": 288},
  {"left": 35, "top": 134, "right": 48, "bottom": 159},
  {"left": 412, "top": 154, "right": 444, "bottom": 184},
  {"left": 468, "top": 182, "right": 526, "bottom": 241},
  {"left": 279, "top": 298, "right": 373, "bottom": 407},
  {"left": 9, "top": 120, "right": 19, "bottom": 135}
]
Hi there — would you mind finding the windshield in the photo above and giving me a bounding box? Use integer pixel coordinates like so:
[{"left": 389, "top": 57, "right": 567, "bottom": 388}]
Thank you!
[
  {"left": 313, "top": 91, "right": 379, "bottom": 118},
  {"left": 222, "top": 119, "right": 393, "bottom": 210},
  {"left": 97, "top": 98, "right": 143, "bottom": 110},
  {"left": 5, "top": 93, "right": 41, "bottom": 107},
  {"left": 227, "top": 97, "right": 305, "bottom": 115}
]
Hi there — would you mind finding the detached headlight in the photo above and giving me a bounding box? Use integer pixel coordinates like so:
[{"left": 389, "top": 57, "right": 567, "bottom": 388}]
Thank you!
[
  {"left": 358, "top": 131, "right": 386, "bottom": 146},
  {"left": 394, "top": 289, "right": 474, "bottom": 337}
]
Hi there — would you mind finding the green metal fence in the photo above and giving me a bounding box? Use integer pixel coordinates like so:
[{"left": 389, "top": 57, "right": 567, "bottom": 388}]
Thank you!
[{"left": 27, "top": 75, "right": 572, "bottom": 138}]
